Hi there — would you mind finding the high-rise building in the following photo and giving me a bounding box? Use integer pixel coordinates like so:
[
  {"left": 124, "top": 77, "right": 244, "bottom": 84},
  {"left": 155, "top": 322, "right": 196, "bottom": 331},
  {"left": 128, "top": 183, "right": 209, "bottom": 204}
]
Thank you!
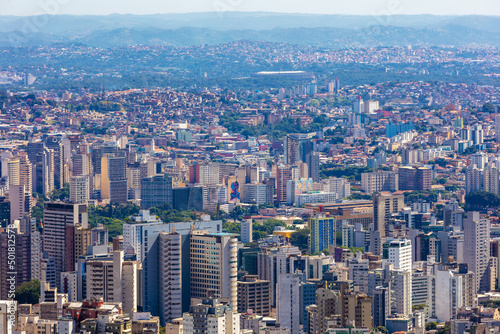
[
  {"left": 0, "top": 230, "right": 31, "bottom": 299},
  {"left": 353, "top": 96, "right": 364, "bottom": 114},
  {"left": 361, "top": 172, "right": 398, "bottom": 194},
  {"left": 9, "top": 184, "right": 25, "bottom": 223},
  {"left": 495, "top": 114, "right": 500, "bottom": 142},
  {"left": 43, "top": 202, "right": 88, "bottom": 288},
  {"left": 306, "top": 152, "right": 320, "bottom": 183},
  {"left": 86, "top": 251, "right": 137, "bottom": 314},
  {"left": 123, "top": 211, "right": 222, "bottom": 316},
  {"left": 101, "top": 153, "right": 127, "bottom": 204},
  {"left": 276, "top": 165, "right": 292, "bottom": 203},
  {"left": 183, "top": 298, "right": 240, "bottom": 334},
  {"left": 398, "top": 166, "right": 432, "bottom": 191},
  {"left": 284, "top": 134, "right": 313, "bottom": 165},
  {"left": 45, "top": 136, "right": 64, "bottom": 189},
  {"left": 158, "top": 231, "right": 182, "bottom": 325},
  {"left": 140, "top": 174, "right": 173, "bottom": 209},
  {"left": 372, "top": 287, "right": 389, "bottom": 328},
  {"left": 69, "top": 175, "right": 90, "bottom": 204},
  {"left": 257, "top": 246, "right": 302, "bottom": 306},
  {"left": 237, "top": 275, "right": 271, "bottom": 316},
  {"left": 465, "top": 165, "right": 483, "bottom": 195},
  {"left": 72, "top": 153, "right": 93, "bottom": 198},
  {"left": 242, "top": 183, "right": 268, "bottom": 205},
  {"left": 373, "top": 192, "right": 404, "bottom": 238},
  {"left": 471, "top": 152, "right": 488, "bottom": 170},
  {"left": 454, "top": 263, "right": 477, "bottom": 309},
  {"left": 28, "top": 142, "right": 55, "bottom": 195},
  {"left": 91, "top": 142, "right": 119, "bottom": 175},
  {"left": 309, "top": 216, "right": 335, "bottom": 254},
  {"left": 483, "top": 164, "right": 499, "bottom": 195},
  {"left": 190, "top": 231, "right": 238, "bottom": 307},
  {"left": 383, "top": 239, "right": 412, "bottom": 273},
  {"left": 322, "top": 177, "right": 351, "bottom": 198},
  {"left": 427, "top": 269, "right": 463, "bottom": 322},
  {"left": 276, "top": 273, "right": 300, "bottom": 334},
  {"left": 464, "top": 212, "right": 491, "bottom": 293},
  {"left": 240, "top": 220, "right": 253, "bottom": 244}
]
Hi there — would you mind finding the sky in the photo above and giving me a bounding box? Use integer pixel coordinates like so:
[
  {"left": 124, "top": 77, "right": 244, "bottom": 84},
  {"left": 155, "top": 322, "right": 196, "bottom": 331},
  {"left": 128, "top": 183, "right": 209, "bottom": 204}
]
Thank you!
[{"left": 1, "top": 0, "right": 499, "bottom": 16}]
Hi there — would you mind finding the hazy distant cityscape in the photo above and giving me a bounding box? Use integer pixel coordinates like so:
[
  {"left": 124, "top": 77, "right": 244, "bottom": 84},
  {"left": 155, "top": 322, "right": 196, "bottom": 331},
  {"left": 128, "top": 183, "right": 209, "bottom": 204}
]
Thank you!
[{"left": 0, "top": 8, "right": 499, "bottom": 334}]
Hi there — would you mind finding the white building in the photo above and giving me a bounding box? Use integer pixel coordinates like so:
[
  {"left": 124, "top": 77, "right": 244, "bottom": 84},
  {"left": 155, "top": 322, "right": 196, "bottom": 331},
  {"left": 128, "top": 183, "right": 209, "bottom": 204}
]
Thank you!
[
  {"left": 427, "top": 270, "right": 463, "bottom": 322},
  {"left": 323, "top": 177, "right": 351, "bottom": 198},
  {"left": 471, "top": 152, "right": 488, "bottom": 170},
  {"left": 464, "top": 212, "right": 491, "bottom": 293},
  {"left": 384, "top": 239, "right": 412, "bottom": 273},
  {"left": 276, "top": 274, "right": 300, "bottom": 334},
  {"left": 295, "top": 192, "right": 337, "bottom": 206},
  {"left": 241, "top": 220, "right": 253, "bottom": 244},
  {"left": 69, "top": 175, "right": 90, "bottom": 203},
  {"left": 242, "top": 183, "right": 268, "bottom": 205}
]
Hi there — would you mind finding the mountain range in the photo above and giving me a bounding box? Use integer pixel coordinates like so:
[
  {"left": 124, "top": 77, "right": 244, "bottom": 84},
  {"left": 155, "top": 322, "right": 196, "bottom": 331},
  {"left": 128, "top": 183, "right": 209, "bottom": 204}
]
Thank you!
[{"left": 0, "top": 12, "right": 499, "bottom": 47}]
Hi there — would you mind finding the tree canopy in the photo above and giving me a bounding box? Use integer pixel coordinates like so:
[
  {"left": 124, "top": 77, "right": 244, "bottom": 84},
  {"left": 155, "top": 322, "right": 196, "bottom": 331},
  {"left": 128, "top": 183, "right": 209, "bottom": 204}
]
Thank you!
[
  {"left": 15, "top": 280, "right": 40, "bottom": 305},
  {"left": 465, "top": 191, "right": 500, "bottom": 211}
]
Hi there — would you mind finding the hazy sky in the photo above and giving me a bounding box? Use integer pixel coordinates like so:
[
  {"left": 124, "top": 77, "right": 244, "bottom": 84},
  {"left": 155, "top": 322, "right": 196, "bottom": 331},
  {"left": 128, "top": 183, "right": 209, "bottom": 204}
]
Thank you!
[{"left": 1, "top": 0, "right": 499, "bottom": 16}]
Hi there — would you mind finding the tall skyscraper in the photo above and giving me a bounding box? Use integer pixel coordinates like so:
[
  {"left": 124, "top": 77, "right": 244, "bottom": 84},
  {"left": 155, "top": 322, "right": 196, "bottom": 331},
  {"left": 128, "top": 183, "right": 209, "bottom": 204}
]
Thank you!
[
  {"left": 284, "top": 133, "right": 312, "bottom": 165},
  {"left": 306, "top": 152, "right": 320, "bottom": 182},
  {"left": 101, "top": 153, "right": 127, "bottom": 204},
  {"left": 158, "top": 231, "right": 182, "bottom": 326},
  {"left": 0, "top": 230, "right": 31, "bottom": 299},
  {"left": 466, "top": 165, "right": 483, "bottom": 195},
  {"left": 276, "top": 273, "right": 300, "bottom": 334},
  {"left": 276, "top": 165, "right": 292, "bottom": 203},
  {"left": 257, "top": 246, "right": 302, "bottom": 306},
  {"left": 69, "top": 175, "right": 90, "bottom": 204},
  {"left": 43, "top": 202, "right": 88, "bottom": 288},
  {"left": 309, "top": 216, "right": 335, "bottom": 254},
  {"left": 190, "top": 231, "right": 238, "bottom": 308},
  {"left": 427, "top": 269, "right": 463, "bottom": 322},
  {"left": 353, "top": 96, "right": 364, "bottom": 114},
  {"left": 373, "top": 192, "right": 404, "bottom": 238},
  {"left": 140, "top": 174, "right": 173, "bottom": 209},
  {"left": 464, "top": 212, "right": 491, "bottom": 293},
  {"left": 85, "top": 251, "right": 137, "bottom": 314},
  {"left": 45, "top": 136, "right": 64, "bottom": 189},
  {"left": 237, "top": 275, "right": 271, "bottom": 316},
  {"left": 28, "top": 142, "right": 54, "bottom": 195},
  {"left": 495, "top": 114, "right": 500, "bottom": 142}
]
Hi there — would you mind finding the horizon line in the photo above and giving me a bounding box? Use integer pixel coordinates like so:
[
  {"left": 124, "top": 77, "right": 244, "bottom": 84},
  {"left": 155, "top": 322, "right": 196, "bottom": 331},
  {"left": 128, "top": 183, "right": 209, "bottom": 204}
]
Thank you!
[{"left": 0, "top": 11, "right": 499, "bottom": 18}]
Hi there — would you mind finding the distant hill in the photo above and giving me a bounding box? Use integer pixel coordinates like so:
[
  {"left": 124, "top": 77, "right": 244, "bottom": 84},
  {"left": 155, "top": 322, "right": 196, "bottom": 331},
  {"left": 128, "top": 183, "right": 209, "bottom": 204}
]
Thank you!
[{"left": 0, "top": 13, "right": 499, "bottom": 47}]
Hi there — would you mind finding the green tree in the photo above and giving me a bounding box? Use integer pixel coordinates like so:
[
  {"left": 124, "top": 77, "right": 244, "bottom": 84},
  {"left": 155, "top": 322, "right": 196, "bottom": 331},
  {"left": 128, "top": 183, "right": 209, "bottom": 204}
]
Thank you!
[
  {"left": 376, "top": 326, "right": 388, "bottom": 334},
  {"left": 426, "top": 322, "right": 438, "bottom": 330},
  {"left": 482, "top": 103, "right": 496, "bottom": 113},
  {"left": 290, "top": 228, "right": 310, "bottom": 251},
  {"left": 465, "top": 191, "right": 500, "bottom": 210},
  {"left": 15, "top": 280, "right": 41, "bottom": 305}
]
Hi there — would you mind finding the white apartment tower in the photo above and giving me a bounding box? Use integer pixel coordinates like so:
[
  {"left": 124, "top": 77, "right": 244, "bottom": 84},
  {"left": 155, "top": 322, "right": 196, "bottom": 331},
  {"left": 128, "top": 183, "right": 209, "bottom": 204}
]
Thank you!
[
  {"left": 464, "top": 212, "right": 491, "bottom": 293},
  {"left": 69, "top": 175, "right": 90, "bottom": 203},
  {"left": 276, "top": 273, "right": 300, "bottom": 334}
]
